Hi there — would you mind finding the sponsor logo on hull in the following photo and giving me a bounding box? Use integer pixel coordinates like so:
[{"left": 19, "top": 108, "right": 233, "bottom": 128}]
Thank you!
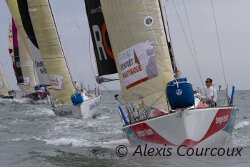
[{"left": 125, "top": 108, "right": 234, "bottom": 147}]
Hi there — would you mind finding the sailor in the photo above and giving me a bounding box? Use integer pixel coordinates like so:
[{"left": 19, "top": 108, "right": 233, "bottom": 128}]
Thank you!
[
  {"left": 203, "top": 78, "right": 217, "bottom": 107},
  {"left": 73, "top": 81, "right": 81, "bottom": 92}
]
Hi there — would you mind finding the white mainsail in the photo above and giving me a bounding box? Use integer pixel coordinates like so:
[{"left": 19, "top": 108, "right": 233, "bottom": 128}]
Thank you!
[
  {"left": 6, "top": 0, "right": 36, "bottom": 93},
  {"left": 0, "top": 65, "right": 10, "bottom": 96},
  {"left": 101, "top": 0, "right": 174, "bottom": 108},
  {"left": 26, "top": 0, "right": 75, "bottom": 104}
]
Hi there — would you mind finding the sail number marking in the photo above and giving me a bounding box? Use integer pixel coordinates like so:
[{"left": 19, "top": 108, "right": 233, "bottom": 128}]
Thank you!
[
  {"left": 92, "top": 23, "right": 113, "bottom": 61},
  {"left": 137, "top": 129, "right": 154, "bottom": 137}
]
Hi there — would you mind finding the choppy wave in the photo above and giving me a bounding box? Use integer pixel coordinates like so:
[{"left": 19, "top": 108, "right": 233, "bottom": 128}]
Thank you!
[
  {"left": 1, "top": 90, "right": 250, "bottom": 167},
  {"left": 0, "top": 98, "right": 28, "bottom": 104},
  {"left": 45, "top": 138, "right": 91, "bottom": 147},
  {"left": 26, "top": 107, "right": 55, "bottom": 116},
  {"left": 44, "top": 137, "right": 129, "bottom": 149},
  {"left": 235, "top": 121, "right": 250, "bottom": 129}
]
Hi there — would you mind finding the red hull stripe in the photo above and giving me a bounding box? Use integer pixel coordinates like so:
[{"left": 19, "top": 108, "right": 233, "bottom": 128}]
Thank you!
[
  {"left": 130, "top": 122, "right": 176, "bottom": 146},
  {"left": 182, "top": 108, "right": 232, "bottom": 147},
  {"left": 129, "top": 108, "right": 232, "bottom": 147}
]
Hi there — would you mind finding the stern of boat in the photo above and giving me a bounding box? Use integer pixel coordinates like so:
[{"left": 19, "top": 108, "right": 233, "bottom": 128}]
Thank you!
[{"left": 53, "top": 95, "right": 101, "bottom": 119}]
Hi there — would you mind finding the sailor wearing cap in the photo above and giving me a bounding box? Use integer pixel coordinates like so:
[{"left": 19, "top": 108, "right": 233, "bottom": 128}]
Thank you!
[{"left": 204, "top": 78, "right": 217, "bottom": 107}]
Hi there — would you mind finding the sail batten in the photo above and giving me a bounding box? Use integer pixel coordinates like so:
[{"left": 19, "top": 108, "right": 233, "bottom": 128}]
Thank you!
[
  {"left": 101, "top": 0, "right": 174, "bottom": 108},
  {"left": 25, "top": 0, "right": 75, "bottom": 104}
]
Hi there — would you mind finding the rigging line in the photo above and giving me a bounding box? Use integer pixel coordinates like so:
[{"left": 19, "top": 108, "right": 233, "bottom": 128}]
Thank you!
[
  {"left": 163, "top": 2, "right": 180, "bottom": 77},
  {"left": 149, "top": 92, "right": 166, "bottom": 108},
  {"left": 182, "top": 0, "right": 205, "bottom": 90},
  {"left": 62, "top": 1, "right": 98, "bottom": 81},
  {"left": 60, "top": 36, "right": 82, "bottom": 81},
  {"left": 210, "top": 0, "right": 227, "bottom": 86},
  {"left": 171, "top": 0, "right": 204, "bottom": 87},
  {"left": 99, "top": 83, "right": 110, "bottom": 91},
  {"left": 60, "top": 1, "right": 90, "bottom": 82}
]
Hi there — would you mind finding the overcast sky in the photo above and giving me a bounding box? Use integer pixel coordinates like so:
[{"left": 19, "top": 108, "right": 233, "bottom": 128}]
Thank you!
[{"left": 0, "top": 0, "right": 249, "bottom": 90}]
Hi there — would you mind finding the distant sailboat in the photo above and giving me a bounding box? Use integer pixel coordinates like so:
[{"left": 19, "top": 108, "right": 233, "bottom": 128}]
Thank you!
[
  {"left": 5, "top": 5, "right": 37, "bottom": 95},
  {"left": 20, "top": 0, "right": 101, "bottom": 119},
  {"left": 101, "top": 0, "right": 237, "bottom": 147},
  {"left": 0, "top": 65, "right": 14, "bottom": 99},
  {"left": 7, "top": 0, "right": 50, "bottom": 103}
]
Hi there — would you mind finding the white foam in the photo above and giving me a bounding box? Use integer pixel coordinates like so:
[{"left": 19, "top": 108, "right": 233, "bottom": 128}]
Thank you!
[
  {"left": 45, "top": 138, "right": 93, "bottom": 147},
  {"left": 11, "top": 136, "right": 42, "bottom": 142},
  {"left": 99, "top": 129, "right": 123, "bottom": 135},
  {"left": 0, "top": 98, "right": 12, "bottom": 104},
  {"left": 235, "top": 121, "right": 250, "bottom": 129},
  {"left": 103, "top": 139, "right": 129, "bottom": 145},
  {"left": 37, "top": 108, "right": 55, "bottom": 116},
  {"left": 231, "top": 134, "right": 250, "bottom": 147}
]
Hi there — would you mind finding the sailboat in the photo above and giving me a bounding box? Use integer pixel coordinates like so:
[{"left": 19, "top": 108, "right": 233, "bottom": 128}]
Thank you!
[
  {"left": 0, "top": 65, "right": 14, "bottom": 99},
  {"left": 100, "top": 0, "right": 237, "bottom": 147},
  {"left": 16, "top": 0, "right": 101, "bottom": 119},
  {"left": 7, "top": 0, "right": 50, "bottom": 103}
]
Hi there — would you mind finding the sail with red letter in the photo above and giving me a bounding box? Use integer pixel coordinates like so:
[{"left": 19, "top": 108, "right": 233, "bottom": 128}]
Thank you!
[{"left": 85, "top": 0, "right": 117, "bottom": 77}]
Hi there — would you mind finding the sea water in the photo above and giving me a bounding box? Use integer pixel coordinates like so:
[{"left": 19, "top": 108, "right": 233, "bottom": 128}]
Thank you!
[{"left": 0, "top": 90, "right": 249, "bottom": 167}]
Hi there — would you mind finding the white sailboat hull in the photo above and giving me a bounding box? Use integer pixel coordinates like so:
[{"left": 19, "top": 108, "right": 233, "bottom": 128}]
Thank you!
[
  {"left": 53, "top": 95, "right": 101, "bottom": 119},
  {"left": 123, "top": 107, "right": 237, "bottom": 148}
]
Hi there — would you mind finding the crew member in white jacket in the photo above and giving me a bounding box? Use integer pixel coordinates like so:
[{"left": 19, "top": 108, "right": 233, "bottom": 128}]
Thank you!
[{"left": 203, "top": 78, "right": 217, "bottom": 107}]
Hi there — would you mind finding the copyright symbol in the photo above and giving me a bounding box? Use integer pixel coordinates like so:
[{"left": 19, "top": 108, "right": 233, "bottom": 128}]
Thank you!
[{"left": 116, "top": 145, "right": 128, "bottom": 157}]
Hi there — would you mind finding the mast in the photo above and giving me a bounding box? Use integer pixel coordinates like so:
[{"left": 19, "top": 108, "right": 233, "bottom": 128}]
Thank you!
[{"left": 158, "top": 0, "right": 179, "bottom": 78}]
